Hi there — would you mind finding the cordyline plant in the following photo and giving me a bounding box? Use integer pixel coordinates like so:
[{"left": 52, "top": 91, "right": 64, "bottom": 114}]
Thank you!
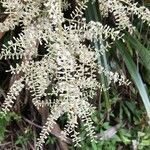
[{"left": 0, "top": 0, "right": 149, "bottom": 149}]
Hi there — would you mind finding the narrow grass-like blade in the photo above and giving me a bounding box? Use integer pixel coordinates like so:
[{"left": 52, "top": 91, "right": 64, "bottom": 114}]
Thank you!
[
  {"left": 124, "top": 33, "right": 150, "bottom": 72},
  {"left": 116, "top": 40, "right": 150, "bottom": 122}
]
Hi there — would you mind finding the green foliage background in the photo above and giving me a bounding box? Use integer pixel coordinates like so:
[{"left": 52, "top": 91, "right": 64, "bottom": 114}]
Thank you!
[{"left": 0, "top": 0, "right": 150, "bottom": 149}]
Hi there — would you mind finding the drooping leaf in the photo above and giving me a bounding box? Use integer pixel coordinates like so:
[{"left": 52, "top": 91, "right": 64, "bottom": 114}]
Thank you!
[{"left": 116, "top": 40, "right": 150, "bottom": 123}]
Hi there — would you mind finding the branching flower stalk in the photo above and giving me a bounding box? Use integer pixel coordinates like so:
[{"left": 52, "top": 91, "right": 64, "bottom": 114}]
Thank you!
[{"left": 0, "top": 0, "right": 149, "bottom": 149}]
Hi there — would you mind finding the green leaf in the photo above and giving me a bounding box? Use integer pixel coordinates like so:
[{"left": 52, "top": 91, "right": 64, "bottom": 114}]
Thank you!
[
  {"left": 116, "top": 40, "right": 150, "bottom": 123},
  {"left": 122, "top": 104, "right": 131, "bottom": 122},
  {"left": 124, "top": 33, "right": 150, "bottom": 72},
  {"left": 85, "top": 1, "right": 111, "bottom": 116},
  {"left": 118, "top": 129, "right": 131, "bottom": 145},
  {"left": 91, "top": 141, "right": 98, "bottom": 150}
]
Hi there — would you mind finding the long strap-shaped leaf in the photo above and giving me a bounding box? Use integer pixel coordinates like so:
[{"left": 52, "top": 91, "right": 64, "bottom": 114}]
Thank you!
[
  {"left": 85, "top": 1, "right": 111, "bottom": 116},
  {"left": 124, "top": 33, "right": 150, "bottom": 72},
  {"left": 116, "top": 40, "right": 150, "bottom": 123}
]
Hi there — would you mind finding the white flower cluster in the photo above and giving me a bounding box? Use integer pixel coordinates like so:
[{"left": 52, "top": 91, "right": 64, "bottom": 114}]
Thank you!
[
  {"left": 99, "top": 0, "right": 134, "bottom": 33},
  {"left": 1, "top": 25, "right": 39, "bottom": 59},
  {"left": 98, "top": 0, "right": 150, "bottom": 33},
  {"left": 1, "top": 78, "right": 24, "bottom": 114},
  {"left": 0, "top": 0, "right": 149, "bottom": 149},
  {"left": 62, "top": 0, "right": 71, "bottom": 11},
  {"left": 0, "top": 0, "right": 41, "bottom": 32}
]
